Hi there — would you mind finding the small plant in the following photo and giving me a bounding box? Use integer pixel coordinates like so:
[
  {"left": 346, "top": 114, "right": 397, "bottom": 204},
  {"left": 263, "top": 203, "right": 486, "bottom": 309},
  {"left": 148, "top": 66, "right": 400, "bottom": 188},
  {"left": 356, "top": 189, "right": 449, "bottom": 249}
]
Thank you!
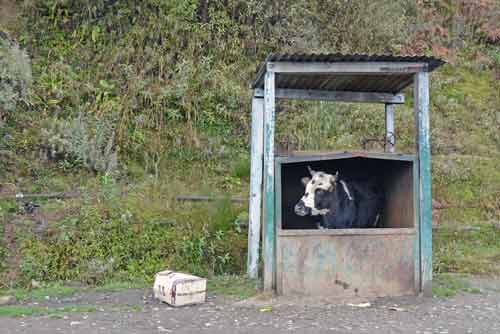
[
  {"left": 0, "top": 32, "right": 32, "bottom": 126},
  {"left": 40, "top": 114, "right": 118, "bottom": 174},
  {"left": 231, "top": 156, "right": 250, "bottom": 180}
]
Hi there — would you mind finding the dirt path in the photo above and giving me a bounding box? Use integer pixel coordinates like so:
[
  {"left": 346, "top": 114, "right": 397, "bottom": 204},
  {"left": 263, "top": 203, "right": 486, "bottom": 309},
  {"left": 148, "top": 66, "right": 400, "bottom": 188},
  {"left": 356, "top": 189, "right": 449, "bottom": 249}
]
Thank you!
[{"left": 1, "top": 284, "right": 500, "bottom": 334}]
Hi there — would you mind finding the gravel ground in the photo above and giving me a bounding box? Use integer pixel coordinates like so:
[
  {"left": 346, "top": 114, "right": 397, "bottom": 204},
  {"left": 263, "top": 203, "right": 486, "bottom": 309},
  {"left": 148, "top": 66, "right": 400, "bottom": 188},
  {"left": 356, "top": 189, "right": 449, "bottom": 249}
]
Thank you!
[{"left": 1, "top": 280, "right": 500, "bottom": 334}]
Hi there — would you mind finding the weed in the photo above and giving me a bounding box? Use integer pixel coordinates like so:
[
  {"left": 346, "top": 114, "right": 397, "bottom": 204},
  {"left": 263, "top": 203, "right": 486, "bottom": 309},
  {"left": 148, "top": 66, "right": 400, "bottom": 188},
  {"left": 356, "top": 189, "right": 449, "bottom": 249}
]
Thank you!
[{"left": 231, "top": 156, "right": 250, "bottom": 180}]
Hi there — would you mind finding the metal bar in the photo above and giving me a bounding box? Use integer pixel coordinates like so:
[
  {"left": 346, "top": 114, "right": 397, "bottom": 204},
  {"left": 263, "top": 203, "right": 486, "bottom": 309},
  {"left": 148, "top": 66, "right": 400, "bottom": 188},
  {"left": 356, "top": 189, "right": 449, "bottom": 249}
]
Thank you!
[
  {"left": 268, "top": 61, "right": 428, "bottom": 74},
  {"left": 414, "top": 72, "right": 432, "bottom": 296},
  {"left": 262, "top": 69, "right": 276, "bottom": 291},
  {"left": 254, "top": 88, "right": 404, "bottom": 104},
  {"left": 0, "top": 192, "right": 81, "bottom": 200},
  {"left": 385, "top": 104, "right": 395, "bottom": 153},
  {"left": 278, "top": 228, "right": 416, "bottom": 237},
  {"left": 176, "top": 195, "right": 246, "bottom": 203},
  {"left": 247, "top": 97, "right": 264, "bottom": 279}
]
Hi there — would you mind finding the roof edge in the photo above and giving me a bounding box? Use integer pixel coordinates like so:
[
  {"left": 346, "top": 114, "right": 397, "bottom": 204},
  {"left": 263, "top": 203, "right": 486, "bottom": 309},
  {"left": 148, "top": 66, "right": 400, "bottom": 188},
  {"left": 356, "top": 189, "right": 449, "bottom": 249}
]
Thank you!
[{"left": 251, "top": 53, "right": 445, "bottom": 89}]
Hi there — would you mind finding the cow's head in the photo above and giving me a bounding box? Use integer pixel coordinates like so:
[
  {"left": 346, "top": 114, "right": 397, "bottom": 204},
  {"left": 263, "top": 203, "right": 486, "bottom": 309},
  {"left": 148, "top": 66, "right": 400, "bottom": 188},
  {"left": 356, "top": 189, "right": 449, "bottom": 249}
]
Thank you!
[{"left": 294, "top": 166, "right": 339, "bottom": 216}]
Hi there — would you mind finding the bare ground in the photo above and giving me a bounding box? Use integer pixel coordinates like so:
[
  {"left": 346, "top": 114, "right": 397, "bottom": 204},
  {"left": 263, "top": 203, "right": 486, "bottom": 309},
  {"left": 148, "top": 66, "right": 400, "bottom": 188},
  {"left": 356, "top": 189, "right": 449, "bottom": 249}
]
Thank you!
[{"left": 1, "top": 278, "right": 500, "bottom": 334}]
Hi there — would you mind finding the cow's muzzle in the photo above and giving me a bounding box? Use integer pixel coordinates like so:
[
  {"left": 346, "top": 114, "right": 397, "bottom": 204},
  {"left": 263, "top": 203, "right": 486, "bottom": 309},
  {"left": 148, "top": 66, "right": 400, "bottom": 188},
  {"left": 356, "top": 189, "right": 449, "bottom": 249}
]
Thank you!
[{"left": 294, "top": 200, "right": 310, "bottom": 216}]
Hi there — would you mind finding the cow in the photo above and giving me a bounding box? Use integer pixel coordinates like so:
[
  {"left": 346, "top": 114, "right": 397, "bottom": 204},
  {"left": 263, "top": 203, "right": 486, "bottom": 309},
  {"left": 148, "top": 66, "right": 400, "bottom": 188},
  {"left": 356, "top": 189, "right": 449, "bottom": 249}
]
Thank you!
[{"left": 294, "top": 166, "right": 384, "bottom": 229}]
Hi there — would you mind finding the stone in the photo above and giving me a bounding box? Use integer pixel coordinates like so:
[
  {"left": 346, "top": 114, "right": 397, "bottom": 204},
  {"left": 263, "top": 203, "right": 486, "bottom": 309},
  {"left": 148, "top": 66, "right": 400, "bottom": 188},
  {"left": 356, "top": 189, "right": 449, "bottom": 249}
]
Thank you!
[{"left": 0, "top": 295, "right": 16, "bottom": 305}]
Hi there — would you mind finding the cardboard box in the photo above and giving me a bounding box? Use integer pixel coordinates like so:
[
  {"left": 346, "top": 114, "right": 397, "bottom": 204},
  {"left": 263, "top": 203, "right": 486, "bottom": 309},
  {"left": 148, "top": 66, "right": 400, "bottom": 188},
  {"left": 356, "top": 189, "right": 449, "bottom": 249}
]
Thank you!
[{"left": 153, "top": 270, "right": 207, "bottom": 306}]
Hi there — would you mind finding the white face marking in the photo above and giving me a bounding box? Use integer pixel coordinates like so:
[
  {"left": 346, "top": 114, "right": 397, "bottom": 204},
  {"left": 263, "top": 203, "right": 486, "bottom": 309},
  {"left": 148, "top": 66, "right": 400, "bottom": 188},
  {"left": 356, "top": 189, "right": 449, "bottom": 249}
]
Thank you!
[{"left": 300, "top": 172, "right": 336, "bottom": 216}]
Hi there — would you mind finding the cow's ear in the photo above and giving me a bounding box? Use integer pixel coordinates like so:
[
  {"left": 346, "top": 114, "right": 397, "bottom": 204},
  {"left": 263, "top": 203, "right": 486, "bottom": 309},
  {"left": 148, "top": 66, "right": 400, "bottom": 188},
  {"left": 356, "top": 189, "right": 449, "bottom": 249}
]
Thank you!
[
  {"left": 327, "top": 173, "right": 338, "bottom": 191},
  {"left": 301, "top": 177, "right": 311, "bottom": 186}
]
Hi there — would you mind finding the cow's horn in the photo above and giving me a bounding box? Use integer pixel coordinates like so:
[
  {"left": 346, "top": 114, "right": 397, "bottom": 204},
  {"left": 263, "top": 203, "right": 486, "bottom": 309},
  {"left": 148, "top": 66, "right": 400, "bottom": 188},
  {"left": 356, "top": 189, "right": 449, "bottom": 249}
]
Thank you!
[{"left": 307, "top": 166, "right": 316, "bottom": 176}]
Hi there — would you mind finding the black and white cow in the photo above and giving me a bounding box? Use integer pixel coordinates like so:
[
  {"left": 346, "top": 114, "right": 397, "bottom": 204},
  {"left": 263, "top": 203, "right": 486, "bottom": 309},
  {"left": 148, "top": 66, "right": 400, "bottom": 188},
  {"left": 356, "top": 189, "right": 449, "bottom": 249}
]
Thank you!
[{"left": 294, "top": 167, "right": 384, "bottom": 229}]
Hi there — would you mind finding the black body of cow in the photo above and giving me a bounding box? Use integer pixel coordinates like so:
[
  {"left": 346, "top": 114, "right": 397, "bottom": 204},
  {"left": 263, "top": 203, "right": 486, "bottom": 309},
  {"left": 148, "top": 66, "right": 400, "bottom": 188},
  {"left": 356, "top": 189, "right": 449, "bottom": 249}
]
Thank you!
[{"left": 318, "top": 178, "right": 383, "bottom": 229}]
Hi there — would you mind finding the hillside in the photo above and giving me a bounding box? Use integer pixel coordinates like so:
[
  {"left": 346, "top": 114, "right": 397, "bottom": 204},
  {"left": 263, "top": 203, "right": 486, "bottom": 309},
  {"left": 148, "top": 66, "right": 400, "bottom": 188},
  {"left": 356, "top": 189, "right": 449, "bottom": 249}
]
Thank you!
[{"left": 0, "top": 0, "right": 499, "bottom": 288}]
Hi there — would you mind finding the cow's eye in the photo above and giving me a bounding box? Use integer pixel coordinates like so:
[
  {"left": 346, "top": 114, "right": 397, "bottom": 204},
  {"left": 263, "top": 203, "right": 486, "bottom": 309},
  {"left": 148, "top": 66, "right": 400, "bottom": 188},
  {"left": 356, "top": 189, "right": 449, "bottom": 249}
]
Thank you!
[{"left": 305, "top": 192, "right": 309, "bottom": 197}]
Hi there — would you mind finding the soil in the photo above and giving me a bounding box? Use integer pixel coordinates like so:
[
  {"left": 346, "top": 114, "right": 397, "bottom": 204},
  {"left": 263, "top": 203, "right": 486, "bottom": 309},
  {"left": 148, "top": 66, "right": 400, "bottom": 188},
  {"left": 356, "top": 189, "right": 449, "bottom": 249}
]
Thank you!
[{"left": 1, "top": 279, "right": 499, "bottom": 334}]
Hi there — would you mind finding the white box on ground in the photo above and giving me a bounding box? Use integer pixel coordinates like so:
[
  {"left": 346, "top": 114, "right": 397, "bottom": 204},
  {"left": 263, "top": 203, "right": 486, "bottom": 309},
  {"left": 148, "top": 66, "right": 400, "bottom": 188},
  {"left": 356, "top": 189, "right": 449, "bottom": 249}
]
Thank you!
[{"left": 153, "top": 270, "right": 207, "bottom": 306}]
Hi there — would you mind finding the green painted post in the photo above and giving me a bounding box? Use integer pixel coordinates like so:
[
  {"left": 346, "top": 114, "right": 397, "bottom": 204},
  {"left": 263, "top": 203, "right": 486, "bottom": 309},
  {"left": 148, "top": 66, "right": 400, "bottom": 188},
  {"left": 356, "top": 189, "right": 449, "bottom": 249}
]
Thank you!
[
  {"left": 414, "top": 71, "right": 432, "bottom": 296},
  {"left": 263, "top": 69, "right": 276, "bottom": 291}
]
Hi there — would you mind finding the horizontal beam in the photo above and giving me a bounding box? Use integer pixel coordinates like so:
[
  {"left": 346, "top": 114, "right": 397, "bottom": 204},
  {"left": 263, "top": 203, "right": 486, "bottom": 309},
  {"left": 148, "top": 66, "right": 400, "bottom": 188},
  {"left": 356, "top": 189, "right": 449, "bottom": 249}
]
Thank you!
[
  {"left": 267, "top": 61, "right": 428, "bottom": 74},
  {"left": 254, "top": 88, "right": 404, "bottom": 104}
]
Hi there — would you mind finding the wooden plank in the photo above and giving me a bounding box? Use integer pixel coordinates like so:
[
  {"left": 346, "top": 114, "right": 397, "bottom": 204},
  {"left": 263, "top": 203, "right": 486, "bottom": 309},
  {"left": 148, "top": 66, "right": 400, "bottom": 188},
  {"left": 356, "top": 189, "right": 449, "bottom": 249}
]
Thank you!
[
  {"left": 414, "top": 72, "right": 432, "bottom": 296},
  {"left": 247, "top": 97, "right": 264, "bottom": 279},
  {"left": 262, "top": 70, "right": 276, "bottom": 291},
  {"left": 278, "top": 228, "right": 416, "bottom": 237},
  {"left": 268, "top": 61, "right": 428, "bottom": 74},
  {"left": 277, "top": 151, "right": 415, "bottom": 164},
  {"left": 385, "top": 103, "right": 395, "bottom": 153},
  {"left": 254, "top": 88, "right": 404, "bottom": 104},
  {"left": 412, "top": 157, "right": 421, "bottom": 294},
  {"left": 274, "top": 159, "right": 283, "bottom": 295}
]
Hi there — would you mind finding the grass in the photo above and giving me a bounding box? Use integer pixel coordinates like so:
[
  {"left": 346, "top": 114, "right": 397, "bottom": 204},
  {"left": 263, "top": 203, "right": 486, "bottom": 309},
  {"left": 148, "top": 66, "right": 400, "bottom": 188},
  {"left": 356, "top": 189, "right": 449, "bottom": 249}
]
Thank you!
[
  {"left": 0, "top": 304, "right": 97, "bottom": 317},
  {"left": 1, "top": 284, "right": 79, "bottom": 302},
  {"left": 93, "top": 280, "right": 150, "bottom": 293},
  {"left": 207, "top": 275, "right": 259, "bottom": 300},
  {"left": 433, "top": 273, "right": 482, "bottom": 298},
  {"left": 434, "top": 223, "right": 500, "bottom": 275}
]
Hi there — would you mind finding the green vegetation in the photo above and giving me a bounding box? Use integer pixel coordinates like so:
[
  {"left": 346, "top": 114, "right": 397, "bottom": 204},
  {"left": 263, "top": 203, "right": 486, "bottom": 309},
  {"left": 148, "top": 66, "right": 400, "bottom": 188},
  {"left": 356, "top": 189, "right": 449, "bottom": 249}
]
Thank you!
[
  {"left": 92, "top": 280, "right": 150, "bottom": 293},
  {"left": 434, "top": 224, "right": 500, "bottom": 275},
  {"left": 207, "top": 275, "right": 259, "bottom": 300},
  {"left": 0, "top": 0, "right": 499, "bottom": 289},
  {"left": 2, "top": 283, "right": 79, "bottom": 302},
  {"left": 0, "top": 304, "right": 97, "bottom": 317},
  {"left": 433, "top": 273, "right": 482, "bottom": 298}
]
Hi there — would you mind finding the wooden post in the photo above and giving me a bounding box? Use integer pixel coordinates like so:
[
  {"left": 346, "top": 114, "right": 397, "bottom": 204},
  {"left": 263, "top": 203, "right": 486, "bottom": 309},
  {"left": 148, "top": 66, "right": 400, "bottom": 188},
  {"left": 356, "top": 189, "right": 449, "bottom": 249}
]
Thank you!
[
  {"left": 414, "top": 71, "right": 432, "bottom": 296},
  {"left": 262, "top": 69, "right": 276, "bottom": 291},
  {"left": 247, "top": 97, "right": 264, "bottom": 279},
  {"left": 385, "top": 103, "right": 395, "bottom": 153}
]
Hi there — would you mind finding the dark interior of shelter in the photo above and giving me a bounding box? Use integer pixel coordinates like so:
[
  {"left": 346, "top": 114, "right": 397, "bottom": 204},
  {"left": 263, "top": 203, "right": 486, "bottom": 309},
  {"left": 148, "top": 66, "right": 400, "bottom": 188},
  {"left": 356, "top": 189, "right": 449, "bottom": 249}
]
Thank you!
[{"left": 280, "top": 156, "right": 415, "bottom": 229}]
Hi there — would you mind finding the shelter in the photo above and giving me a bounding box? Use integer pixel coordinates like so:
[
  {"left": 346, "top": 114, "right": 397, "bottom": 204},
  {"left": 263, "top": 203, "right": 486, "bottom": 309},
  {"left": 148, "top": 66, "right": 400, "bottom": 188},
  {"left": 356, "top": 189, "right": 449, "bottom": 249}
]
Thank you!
[{"left": 247, "top": 53, "right": 444, "bottom": 297}]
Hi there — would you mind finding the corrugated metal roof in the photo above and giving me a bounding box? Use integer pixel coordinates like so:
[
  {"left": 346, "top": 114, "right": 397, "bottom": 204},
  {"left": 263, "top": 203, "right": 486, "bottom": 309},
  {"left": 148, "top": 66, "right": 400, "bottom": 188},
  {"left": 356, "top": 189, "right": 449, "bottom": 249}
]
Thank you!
[{"left": 252, "top": 53, "right": 445, "bottom": 94}]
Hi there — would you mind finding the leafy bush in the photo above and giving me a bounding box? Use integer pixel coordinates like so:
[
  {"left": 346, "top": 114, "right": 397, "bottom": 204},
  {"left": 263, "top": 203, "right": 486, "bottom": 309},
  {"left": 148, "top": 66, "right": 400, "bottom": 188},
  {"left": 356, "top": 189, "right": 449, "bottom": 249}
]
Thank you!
[
  {"left": 0, "top": 32, "right": 32, "bottom": 124},
  {"left": 41, "top": 114, "right": 118, "bottom": 173}
]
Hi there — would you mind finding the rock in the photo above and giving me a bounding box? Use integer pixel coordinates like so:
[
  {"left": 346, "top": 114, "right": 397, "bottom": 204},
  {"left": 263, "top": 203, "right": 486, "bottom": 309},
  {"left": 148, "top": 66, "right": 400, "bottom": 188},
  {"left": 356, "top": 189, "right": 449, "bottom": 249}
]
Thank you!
[
  {"left": 388, "top": 306, "right": 406, "bottom": 312},
  {"left": 259, "top": 306, "right": 273, "bottom": 312},
  {"left": 0, "top": 295, "right": 16, "bottom": 305},
  {"left": 31, "top": 279, "right": 42, "bottom": 288},
  {"left": 347, "top": 302, "right": 371, "bottom": 308}
]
